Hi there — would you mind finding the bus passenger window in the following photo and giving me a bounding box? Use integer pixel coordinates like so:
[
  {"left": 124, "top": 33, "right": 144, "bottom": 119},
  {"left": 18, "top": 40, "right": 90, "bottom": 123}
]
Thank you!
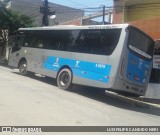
[
  {"left": 16, "top": 36, "right": 24, "bottom": 48},
  {"left": 30, "top": 38, "right": 38, "bottom": 48},
  {"left": 37, "top": 40, "right": 44, "bottom": 48},
  {"left": 24, "top": 43, "right": 29, "bottom": 47},
  {"left": 12, "top": 35, "right": 24, "bottom": 52},
  {"left": 57, "top": 42, "right": 63, "bottom": 50},
  {"left": 102, "top": 29, "right": 121, "bottom": 55}
]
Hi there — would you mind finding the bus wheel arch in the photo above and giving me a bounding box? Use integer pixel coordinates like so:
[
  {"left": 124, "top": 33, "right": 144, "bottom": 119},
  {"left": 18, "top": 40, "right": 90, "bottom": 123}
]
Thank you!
[
  {"left": 18, "top": 58, "right": 28, "bottom": 75},
  {"left": 56, "top": 66, "right": 73, "bottom": 90}
]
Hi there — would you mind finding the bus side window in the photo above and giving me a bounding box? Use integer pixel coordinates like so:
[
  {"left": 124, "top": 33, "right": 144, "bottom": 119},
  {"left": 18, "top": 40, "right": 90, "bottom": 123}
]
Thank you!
[
  {"left": 36, "top": 40, "right": 44, "bottom": 48},
  {"left": 16, "top": 36, "right": 24, "bottom": 48},
  {"left": 83, "top": 30, "right": 101, "bottom": 54},
  {"left": 12, "top": 35, "right": 24, "bottom": 53},
  {"left": 24, "top": 32, "right": 37, "bottom": 48},
  {"left": 73, "top": 39, "right": 83, "bottom": 52},
  {"left": 29, "top": 38, "right": 38, "bottom": 48},
  {"left": 72, "top": 30, "right": 87, "bottom": 53},
  {"left": 102, "top": 29, "right": 121, "bottom": 55}
]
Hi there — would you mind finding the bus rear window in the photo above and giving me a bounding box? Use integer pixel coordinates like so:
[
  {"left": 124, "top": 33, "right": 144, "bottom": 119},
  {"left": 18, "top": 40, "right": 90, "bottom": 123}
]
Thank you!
[{"left": 128, "top": 27, "right": 154, "bottom": 59}]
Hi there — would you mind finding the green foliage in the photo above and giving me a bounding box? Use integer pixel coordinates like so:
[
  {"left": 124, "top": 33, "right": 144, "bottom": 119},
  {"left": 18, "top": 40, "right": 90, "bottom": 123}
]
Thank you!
[
  {"left": 0, "top": 8, "right": 35, "bottom": 34},
  {"left": 0, "top": 7, "right": 35, "bottom": 57}
]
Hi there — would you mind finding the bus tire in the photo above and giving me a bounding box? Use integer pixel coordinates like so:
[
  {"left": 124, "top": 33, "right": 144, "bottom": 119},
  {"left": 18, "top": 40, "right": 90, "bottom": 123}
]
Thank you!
[
  {"left": 19, "top": 60, "right": 28, "bottom": 75},
  {"left": 57, "top": 68, "right": 73, "bottom": 90}
]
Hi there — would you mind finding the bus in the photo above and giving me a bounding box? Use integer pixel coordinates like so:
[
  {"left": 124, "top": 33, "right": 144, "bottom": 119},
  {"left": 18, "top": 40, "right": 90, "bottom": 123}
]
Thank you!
[{"left": 8, "top": 24, "right": 155, "bottom": 96}]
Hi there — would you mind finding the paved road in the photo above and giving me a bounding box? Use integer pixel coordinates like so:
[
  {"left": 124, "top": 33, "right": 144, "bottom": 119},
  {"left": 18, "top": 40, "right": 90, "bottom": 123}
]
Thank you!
[{"left": 0, "top": 65, "right": 159, "bottom": 135}]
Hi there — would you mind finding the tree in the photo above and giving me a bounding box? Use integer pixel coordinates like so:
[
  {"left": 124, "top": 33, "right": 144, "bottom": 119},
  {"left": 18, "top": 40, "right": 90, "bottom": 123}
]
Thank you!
[{"left": 0, "top": 7, "right": 35, "bottom": 59}]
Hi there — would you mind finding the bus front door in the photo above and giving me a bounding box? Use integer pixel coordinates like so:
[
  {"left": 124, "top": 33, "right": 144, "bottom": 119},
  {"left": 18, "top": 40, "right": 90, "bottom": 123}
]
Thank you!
[{"left": 8, "top": 35, "right": 24, "bottom": 68}]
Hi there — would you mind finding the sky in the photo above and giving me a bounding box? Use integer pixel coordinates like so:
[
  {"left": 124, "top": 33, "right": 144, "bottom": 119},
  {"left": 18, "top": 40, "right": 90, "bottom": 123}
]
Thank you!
[
  {"left": 48, "top": 0, "right": 113, "bottom": 22},
  {"left": 48, "top": 0, "right": 113, "bottom": 9}
]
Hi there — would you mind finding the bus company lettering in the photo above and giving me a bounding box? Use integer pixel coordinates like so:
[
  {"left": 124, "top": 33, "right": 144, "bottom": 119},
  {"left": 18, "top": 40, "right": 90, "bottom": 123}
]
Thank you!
[
  {"left": 96, "top": 64, "right": 105, "bottom": 68},
  {"left": 138, "top": 61, "right": 143, "bottom": 69},
  {"left": 53, "top": 58, "right": 59, "bottom": 67},
  {"left": 75, "top": 61, "right": 80, "bottom": 67},
  {"left": 89, "top": 25, "right": 119, "bottom": 29}
]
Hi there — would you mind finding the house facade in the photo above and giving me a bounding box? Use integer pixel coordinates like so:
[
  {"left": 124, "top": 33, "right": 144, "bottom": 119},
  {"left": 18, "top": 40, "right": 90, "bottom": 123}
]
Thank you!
[{"left": 113, "top": 0, "right": 160, "bottom": 40}]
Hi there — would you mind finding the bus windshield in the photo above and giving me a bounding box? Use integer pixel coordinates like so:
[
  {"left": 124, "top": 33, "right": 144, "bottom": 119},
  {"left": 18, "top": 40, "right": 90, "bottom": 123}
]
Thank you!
[{"left": 128, "top": 26, "right": 154, "bottom": 59}]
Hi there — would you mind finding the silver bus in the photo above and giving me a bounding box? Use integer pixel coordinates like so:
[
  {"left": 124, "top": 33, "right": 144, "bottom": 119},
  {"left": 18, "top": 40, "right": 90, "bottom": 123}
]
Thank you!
[{"left": 8, "top": 24, "right": 155, "bottom": 96}]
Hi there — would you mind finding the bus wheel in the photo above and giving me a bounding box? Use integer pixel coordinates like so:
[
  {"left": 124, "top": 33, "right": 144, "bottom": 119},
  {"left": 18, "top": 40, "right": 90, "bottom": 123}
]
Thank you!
[
  {"left": 19, "top": 61, "right": 28, "bottom": 75},
  {"left": 57, "top": 68, "right": 72, "bottom": 90}
]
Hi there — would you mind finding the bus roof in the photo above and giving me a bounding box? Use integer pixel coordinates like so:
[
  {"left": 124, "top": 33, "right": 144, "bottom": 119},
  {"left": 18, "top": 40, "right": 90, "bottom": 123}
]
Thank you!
[{"left": 19, "top": 24, "right": 129, "bottom": 31}]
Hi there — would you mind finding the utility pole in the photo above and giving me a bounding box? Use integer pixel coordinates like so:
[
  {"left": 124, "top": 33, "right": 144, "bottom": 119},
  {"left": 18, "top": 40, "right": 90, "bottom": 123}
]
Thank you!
[
  {"left": 40, "top": 0, "right": 55, "bottom": 26},
  {"left": 102, "top": 5, "right": 105, "bottom": 25}
]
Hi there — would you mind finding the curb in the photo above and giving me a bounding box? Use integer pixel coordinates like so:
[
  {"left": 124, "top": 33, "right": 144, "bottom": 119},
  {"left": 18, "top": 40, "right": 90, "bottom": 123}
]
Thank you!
[{"left": 105, "top": 90, "right": 160, "bottom": 110}]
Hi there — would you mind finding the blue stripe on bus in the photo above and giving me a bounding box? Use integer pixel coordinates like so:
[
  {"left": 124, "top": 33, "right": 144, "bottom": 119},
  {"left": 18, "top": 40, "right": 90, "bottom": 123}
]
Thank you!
[{"left": 43, "top": 56, "right": 112, "bottom": 83}]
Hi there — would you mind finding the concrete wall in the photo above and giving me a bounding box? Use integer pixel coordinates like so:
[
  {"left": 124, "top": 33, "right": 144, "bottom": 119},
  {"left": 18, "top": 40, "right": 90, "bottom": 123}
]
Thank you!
[{"left": 145, "top": 83, "right": 160, "bottom": 99}]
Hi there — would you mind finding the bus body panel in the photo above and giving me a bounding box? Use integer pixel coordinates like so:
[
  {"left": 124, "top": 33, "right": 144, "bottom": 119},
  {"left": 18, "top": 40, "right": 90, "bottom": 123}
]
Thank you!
[
  {"left": 8, "top": 51, "right": 20, "bottom": 68},
  {"left": 13, "top": 47, "right": 113, "bottom": 88},
  {"left": 104, "top": 26, "right": 129, "bottom": 90},
  {"left": 42, "top": 54, "right": 112, "bottom": 86}
]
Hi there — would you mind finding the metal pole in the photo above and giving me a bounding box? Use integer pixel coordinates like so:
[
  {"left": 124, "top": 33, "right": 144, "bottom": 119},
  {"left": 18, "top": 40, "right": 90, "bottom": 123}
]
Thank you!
[
  {"left": 103, "top": 5, "right": 105, "bottom": 25},
  {"left": 42, "top": 0, "right": 49, "bottom": 26},
  {"left": 108, "top": 11, "right": 112, "bottom": 23}
]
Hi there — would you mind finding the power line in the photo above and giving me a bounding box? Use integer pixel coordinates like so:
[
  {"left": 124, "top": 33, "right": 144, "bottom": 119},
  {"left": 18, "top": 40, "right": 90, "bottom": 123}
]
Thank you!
[
  {"left": 51, "top": 0, "right": 112, "bottom": 9},
  {"left": 79, "top": 0, "right": 113, "bottom": 7},
  {"left": 80, "top": 0, "right": 110, "bottom": 5},
  {"left": 65, "top": 0, "right": 89, "bottom": 8}
]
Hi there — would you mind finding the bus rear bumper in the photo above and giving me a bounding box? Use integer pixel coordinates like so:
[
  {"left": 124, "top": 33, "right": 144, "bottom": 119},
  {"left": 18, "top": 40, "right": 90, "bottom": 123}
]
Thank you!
[
  {"left": 118, "top": 81, "right": 147, "bottom": 96},
  {"left": 108, "top": 78, "right": 147, "bottom": 96}
]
